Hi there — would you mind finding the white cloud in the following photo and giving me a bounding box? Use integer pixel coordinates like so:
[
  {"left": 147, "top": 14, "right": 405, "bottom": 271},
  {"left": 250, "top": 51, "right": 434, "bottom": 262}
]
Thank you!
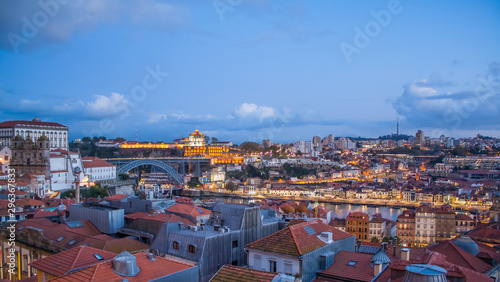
[
  {"left": 86, "top": 92, "right": 129, "bottom": 117},
  {"left": 234, "top": 103, "right": 276, "bottom": 121}
]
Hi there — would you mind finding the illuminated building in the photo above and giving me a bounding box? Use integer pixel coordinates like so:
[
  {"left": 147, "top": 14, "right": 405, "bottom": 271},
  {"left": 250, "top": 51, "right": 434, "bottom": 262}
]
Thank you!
[
  {"left": 0, "top": 117, "right": 69, "bottom": 150},
  {"left": 346, "top": 212, "right": 369, "bottom": 241},
  {"left": 184, "top": 129, "right": 230, "bottom": 157},
  {"left": 121, "top": 141, "right": 183, "bottom": 149}
]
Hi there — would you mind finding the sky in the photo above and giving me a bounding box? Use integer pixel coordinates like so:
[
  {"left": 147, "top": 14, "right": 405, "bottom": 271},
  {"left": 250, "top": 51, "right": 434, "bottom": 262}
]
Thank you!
[{"left": 0, "top": 0, "right": 499, "bottom": 144}]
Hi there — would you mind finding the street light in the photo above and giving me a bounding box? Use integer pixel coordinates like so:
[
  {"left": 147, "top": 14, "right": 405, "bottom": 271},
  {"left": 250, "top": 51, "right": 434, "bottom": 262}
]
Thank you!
[{"left": 73, "top": 166, "right": 81, "bottom": 203}]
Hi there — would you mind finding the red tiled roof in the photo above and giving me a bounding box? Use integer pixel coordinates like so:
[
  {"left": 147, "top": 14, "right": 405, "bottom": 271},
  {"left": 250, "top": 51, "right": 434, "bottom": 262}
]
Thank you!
[
  {"left": 319, "top": 251, "right": 375, "bottom": 282},
  {"left": 82, "top": 157, "right": 115, "bottom": 168},
  {"left": 30, "top": 245, "right": 116, "bottom": 277},
  {"left": 211, "top": 265, "right": 278, "bottom": 282},
  {"left": 426, "top": 240, "right": 491, "bottom": 273},
  {"left": 103, "top": 194, "right": 128, "bottom": 201},
  {"left": 33, "top": 210, "right": 58, "bottom": 218},
  {"left": 125, "top": 212, "right": 194, "bottom": 226},
  {"left": 416, "top": 205, "right": 435, "bottom": 213},
  {"left": 49, "top": 252, "right": 195, "bottom": 282},
  {"left": 165, "top": 203, "right": 211, "bottom": 218},
  {"left": 346, "top": 212, "right": 369, "bottom": 220},
  {"left": 246, "top": 220, "right": 353, "bottom": 256},
  {"left": 468, "top": 225, "right": 500, "bottom": 243},
  {"left": 16, "top": 198, "right": 45, "bottom": 207},
  {"left": 0, "top": 120, "right": 67, "bottom": 128}
]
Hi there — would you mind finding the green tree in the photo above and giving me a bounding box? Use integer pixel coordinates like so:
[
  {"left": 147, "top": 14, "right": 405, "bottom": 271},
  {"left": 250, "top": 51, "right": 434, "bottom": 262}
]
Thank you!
[
  {"left": 452, "top": 145, "right": 468, "bottom": 156},
  {"left": 239, "top": 142, "right": 261, "bottom": 153},
  {"left": 382, "top": 236, "right": 390, "bottom": 243},
  {"left": 81, "top": 184, "right": 109, "bottom": 198},
  {"left": 119, "top": 173, "right": 130, "bottom": 180},
  {"left": 82, "top": 137, "right": 92, "bottom": 143},
  {"left": 211, "top": 137, "right": 219, "bottom": 144},
  {"left": 225, "top": 181, "right": 238, "bottom": 193},
  {"left": 115, "top": 137, "right": 126, "bottom": 142},
  {"left": 371, "top": 236, "right": 380, "bottom": 243},
  {"left": 187, "top": 177, "right": 201, "bottom": 188}
]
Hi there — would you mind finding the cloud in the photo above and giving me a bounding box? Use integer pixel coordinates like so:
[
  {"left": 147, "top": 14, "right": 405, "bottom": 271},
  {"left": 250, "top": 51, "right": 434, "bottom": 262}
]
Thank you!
[
  {"left": 234, "top": 102, "right": 276, "bottom": 121},
  {"left": 86, "top": 92, "right": 129, "bottom": 118},
  {"left": 393, "top": 63, "right": 500, "bottom": 130},
  {"left": 147, "top": 113, "right": 167, "bottom": 124},
  {"left": 0, "top": 0, "right": 190, "bottom": 52}
]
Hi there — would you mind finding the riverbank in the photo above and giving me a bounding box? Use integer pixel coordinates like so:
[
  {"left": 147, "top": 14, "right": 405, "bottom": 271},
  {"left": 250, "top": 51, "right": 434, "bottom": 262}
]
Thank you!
[{"left": 178, "top": 189, "right": 490, "bottom": 211}]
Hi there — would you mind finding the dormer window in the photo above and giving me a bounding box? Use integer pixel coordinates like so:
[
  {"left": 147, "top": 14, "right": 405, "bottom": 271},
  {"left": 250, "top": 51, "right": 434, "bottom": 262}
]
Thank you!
[
  {"left": 173, "top": 241, "right": 179, "bottom": 250},
  {"left": 188, "top": 244, "right": 196, "bottom": 253}
]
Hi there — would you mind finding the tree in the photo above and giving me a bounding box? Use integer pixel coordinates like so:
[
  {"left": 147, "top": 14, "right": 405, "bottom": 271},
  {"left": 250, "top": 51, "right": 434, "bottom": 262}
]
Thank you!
[
  {"left": 225, "top": 181, "right": 238, "bottom": 193},
  {"left": 239, "top": 142, "right": 261, "bottom": 153},
  {"left": 371, "top": 236, "right": 380, "bottom": 243},
  {"left": 92, "top": 136, "right": 100, "bottom": 143},
  {"left": 82, "top": 137, "right": 92, "bottom": 143},
  {"left": 211, "top": 137, "right": 218, "bottom": 144},
  {"left": 187, "top": 177, "right": 201, "bottom": 188},
  {"left": 452, "top": 145, "right": 468, "bottom": 156},
  {"left": 119, "top": 173, "right": 130, "bottom": 180},
  {"left": 204, "top": 135, "right": 210, "bottom": 145},
  {"left": 382, "top": 236, "right": 390, "bottom": 243},
  {"left": 81, "top": 184, "right": 109, "bottom": 198},
  {"left": 115, "top": 137, "right": 126, "bottom": 142}
]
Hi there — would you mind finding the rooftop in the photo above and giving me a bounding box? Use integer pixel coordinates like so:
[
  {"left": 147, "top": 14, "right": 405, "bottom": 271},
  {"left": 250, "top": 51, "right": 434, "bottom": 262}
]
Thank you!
[{"left": 210, "top": 265, "right": 278, "bottom": 282}]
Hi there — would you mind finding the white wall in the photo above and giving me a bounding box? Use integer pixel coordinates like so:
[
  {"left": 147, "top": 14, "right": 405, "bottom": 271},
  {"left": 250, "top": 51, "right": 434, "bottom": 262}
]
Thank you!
[{"left": 248, "top": 250, "right": 300, "bottom": 276}]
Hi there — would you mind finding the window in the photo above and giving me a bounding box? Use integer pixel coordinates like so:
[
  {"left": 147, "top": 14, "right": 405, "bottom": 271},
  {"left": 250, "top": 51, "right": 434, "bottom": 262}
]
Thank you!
[
  {"left": 284, "top": 262, "right": 293, "bottom": 275},
  {"left": 94, "top": 254, "right": 104, "bottom": 260},
  {"left": 68, "top": 240, "right": 76, "bottom": 246},
  {"left": 254, "top": 255, "right": 262, "bottom": 270},
  {"left": 56, "top": 236, "right": 64, "bottom": 242},
  {"left": 232, "top": 240, "right": 238, "bottom": 248},
  {"left": 269, "top": 260, "right": 277, "bottom": 272},
  {"left": 173, "top": 241, "right": 179, "bottom": 250},
  {"left": 188, "top": 244, "right": 196, "bottom": 253},
  {"left": 348, "top": 261, "right": 357, "bottom": 266}
]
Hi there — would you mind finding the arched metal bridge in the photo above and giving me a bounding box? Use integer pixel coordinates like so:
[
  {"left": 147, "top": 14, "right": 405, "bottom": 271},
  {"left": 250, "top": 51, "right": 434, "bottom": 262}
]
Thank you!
[{"left": 117, "top": 159, "right": 184, "bottom": 186}]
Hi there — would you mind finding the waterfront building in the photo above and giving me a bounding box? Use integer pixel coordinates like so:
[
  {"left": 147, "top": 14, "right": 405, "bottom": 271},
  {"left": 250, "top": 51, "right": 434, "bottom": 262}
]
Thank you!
[
  {"left": 397, "top": 210, "right": 415, "bottom": 247},
  {"left": 415, "top": 205, "right": 436, "bottom": 246},
  {"left": 346, "top": 212, "right": 370, "bottom": 241},
  {"left": 435, "top": 204, "right": 456, "bottom": 243}
]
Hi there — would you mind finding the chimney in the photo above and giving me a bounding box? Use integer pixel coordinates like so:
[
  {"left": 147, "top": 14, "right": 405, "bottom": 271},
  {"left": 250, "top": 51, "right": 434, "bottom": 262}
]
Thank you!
[
  {"left": 374, "top": 261, "right": 383, "bottom": 277},
  {"left": 356, "top": 240, "right": 361, "bottom": 252},
  {"left": 401, "top": 248, "right": 410, "bottom": 261},
  {"left": 147, "top": 253, "right": 156, "bottom": 261},
  {"left": 381, "top": 242, "right": 388, "bottom": 252}
]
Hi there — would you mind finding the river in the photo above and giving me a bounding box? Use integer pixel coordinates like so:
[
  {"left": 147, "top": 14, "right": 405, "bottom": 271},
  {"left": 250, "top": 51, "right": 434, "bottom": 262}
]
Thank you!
[{"left": 189, "top": 196, "right": 405, "bottom": 221}]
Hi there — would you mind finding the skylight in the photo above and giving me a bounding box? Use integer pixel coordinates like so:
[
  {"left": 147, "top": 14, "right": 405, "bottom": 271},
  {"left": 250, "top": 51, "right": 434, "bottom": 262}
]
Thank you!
[
  {"left": 56, "top": 236, "right": 64, "bottom": 242},
  {"left": 66, "top": 221, "right": 84, "bottom": 228},
  {"left": 94, "top": 254, "right": 104, "bottom": 260},
  {"left": 197, "top": 208, "right": 204, "bottom": 214},
  {"left": 304, "top": 226, "right": 316, "bottom": 235},
  {"left": 348, "top": 261, "right": 357, "bottom": 266},
  {"left": 68, "top": 240, "right": 76, "bottom": 245}
]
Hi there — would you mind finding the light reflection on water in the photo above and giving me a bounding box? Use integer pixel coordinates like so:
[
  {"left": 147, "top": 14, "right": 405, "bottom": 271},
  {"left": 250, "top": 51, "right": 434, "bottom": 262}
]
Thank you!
[{"left": 195, "top": 197, "right": 404, "bottom": 221}]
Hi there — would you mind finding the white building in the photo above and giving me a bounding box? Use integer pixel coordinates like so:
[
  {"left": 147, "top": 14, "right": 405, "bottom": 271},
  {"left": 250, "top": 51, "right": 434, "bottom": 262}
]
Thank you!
[
  {"left": 246, "top": 220, "right": 355, "bottom": 282},
  {"left": 0, "top": 117, "right": 69, "bottom": 150},
  {"left": 50, "top": 149, "right": 83, "bottom": 192},
  {"left": 81, "top": 157, "right": 117, "bottom": 186},
  {"left": 415, "top": 205, "right": 436, "bottom": 246}
]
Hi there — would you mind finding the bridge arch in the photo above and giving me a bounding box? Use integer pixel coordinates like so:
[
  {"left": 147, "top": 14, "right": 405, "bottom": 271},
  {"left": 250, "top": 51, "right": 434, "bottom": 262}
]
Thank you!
[{"left": 117, "top": 159, "right": 184, "bottom": 186}]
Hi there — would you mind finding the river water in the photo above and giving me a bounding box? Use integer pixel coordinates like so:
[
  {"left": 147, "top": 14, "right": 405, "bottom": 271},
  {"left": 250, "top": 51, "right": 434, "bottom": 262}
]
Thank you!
[{"left": 191, "top": 196, "right": 405, "bottom": 221}]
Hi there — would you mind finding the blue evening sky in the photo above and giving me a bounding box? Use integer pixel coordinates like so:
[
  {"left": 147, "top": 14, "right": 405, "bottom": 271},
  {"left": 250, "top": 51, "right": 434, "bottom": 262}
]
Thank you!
[{"left": 1, "top": 0, "right": 499, "bottom": 143}]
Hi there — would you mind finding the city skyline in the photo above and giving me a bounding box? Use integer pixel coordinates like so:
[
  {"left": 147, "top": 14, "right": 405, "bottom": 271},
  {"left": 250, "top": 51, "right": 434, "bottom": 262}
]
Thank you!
[{"left": 1, "top": 0, "right": 499, "bottom": 143}]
